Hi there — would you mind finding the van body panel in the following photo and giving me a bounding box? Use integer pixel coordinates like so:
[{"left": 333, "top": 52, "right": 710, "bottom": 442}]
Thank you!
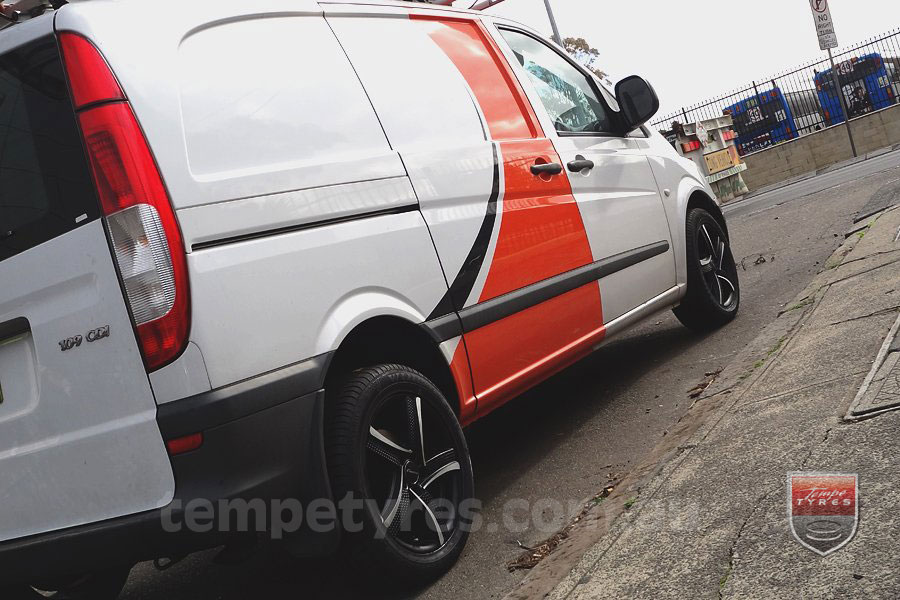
[{"left": 187, "top": 210, "right": 449, "bottom": 389}]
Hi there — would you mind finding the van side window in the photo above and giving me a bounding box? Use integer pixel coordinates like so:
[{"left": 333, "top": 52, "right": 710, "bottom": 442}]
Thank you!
[{"left": 499, "top": 29, "right": 612, "bottom": 135}]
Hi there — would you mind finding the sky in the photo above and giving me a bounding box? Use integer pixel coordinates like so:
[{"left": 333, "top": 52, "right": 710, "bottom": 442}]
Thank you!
[{"left": 477, "top": 0, "right": 900, "bottom": 118}]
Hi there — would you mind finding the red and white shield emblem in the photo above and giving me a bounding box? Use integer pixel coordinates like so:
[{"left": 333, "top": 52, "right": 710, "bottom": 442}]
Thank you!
[{"left": 788, "top": 472, "right": 858, "bottom": 556}]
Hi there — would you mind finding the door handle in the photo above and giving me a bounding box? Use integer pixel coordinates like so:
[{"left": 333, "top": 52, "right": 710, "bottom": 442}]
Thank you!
[
  {"left": 530, "top": 162, "right": 563, "bottom": 176},
  {"left": 567, "top": 158, "right": 595, "bottom": 172}
]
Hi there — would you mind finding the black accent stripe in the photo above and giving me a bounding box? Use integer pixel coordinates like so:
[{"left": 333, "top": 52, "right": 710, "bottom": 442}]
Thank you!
[
  {"left": 423, "top": 241, "right": 670, "bottom": 341},
  {"left": 421, "top": 312, "right": 464, "bottom": 344},
  {"left": 157, "top": 352, "right": 333, "bottom": 439},
  {"left": 426, "top": 143, "right": 501, "bottom": 320},
  {"left": 191, "top": 204, "right": 419, "bottom": 251}
]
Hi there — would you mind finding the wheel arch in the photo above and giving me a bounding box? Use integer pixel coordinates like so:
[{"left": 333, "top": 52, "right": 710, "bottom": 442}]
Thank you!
[
  {"left": 686, "top": 190, "right": 729, "bottom": 239},
  {"left": 323, "top": 315, "right": 461, "bottom": 418}
]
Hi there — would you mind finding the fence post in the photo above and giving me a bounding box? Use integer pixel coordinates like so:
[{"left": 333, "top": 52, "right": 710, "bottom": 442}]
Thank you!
[
  {"left": 752, "top": 80, "right": 761, "bottom": 100},
  {"left": 681, "top": 107, "right": 689, "bottom": 123},
  {"left": 827, "top": 49, "right": 858, "bottom": 158}
]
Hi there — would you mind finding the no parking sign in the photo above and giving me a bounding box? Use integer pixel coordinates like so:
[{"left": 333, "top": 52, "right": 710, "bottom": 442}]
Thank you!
[{"left": 810, "top": 0, "right": 839, "bottom": 50}]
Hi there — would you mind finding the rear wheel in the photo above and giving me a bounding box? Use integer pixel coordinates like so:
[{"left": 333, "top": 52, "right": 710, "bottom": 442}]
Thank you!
[
  {"left": 674, "top": 207, "right": 740, "bottom": 332},
  {"left": 326, "top": 364, "right": 474, "bottom": 589}
]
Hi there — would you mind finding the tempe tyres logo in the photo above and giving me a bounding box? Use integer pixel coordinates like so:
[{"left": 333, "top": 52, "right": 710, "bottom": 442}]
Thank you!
[{"left": 788, "top": 473, "right": 858, "bottom": 556}]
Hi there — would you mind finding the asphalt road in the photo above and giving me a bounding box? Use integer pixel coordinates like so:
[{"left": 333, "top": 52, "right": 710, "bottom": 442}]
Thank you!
[{"left": 120, "top": 152, "right": 900, "bottom": 600}]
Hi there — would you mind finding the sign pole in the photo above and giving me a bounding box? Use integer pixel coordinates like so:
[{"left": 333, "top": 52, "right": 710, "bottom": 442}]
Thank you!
[
  {"left": 810, "top": 0, "right": 857, "bottom": 157},
  {"left": 542, "top": 0, "right": 562, "bottom": 46},
  {"left": 828, "top": 49, "right": 858, "bottom": 157}
]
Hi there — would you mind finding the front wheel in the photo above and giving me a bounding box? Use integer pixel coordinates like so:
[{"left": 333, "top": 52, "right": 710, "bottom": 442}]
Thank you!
[
  {"left": 674, "top": 207, "right": 740, "bottom": 332},
  {"left": 326, "top": 364, "right": 474, "bottom": 589}
]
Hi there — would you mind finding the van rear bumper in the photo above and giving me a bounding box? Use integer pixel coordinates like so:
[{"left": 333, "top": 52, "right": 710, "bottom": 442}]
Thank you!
[{"left": 0, "top": 358, "right": 339, "bottom": 585}]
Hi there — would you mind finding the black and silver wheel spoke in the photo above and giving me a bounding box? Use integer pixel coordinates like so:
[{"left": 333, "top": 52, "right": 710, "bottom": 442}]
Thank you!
[
  {"left": 367, "top": 427, "right": 413, "bottom": 466},
  {"left": 698, "top": 223, "right": 737, "bottom": 309},
  {"left": 717, "top": 274, "right": 736, "bottom": 306},
  {"left": 420, "top": 448, "right": 461, "bottom": 489},
  {"left": 405, "top": 395, "right": 427, "bottom": 465},
  {"left": 385, "top": 484, "right": 411, "bottom": 537},
  {"left": 409, "top": 485, "right": 446, "bottom": 546}
]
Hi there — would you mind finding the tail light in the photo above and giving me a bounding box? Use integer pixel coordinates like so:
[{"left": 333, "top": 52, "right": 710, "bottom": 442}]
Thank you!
[{"left": 59, "top": 33, "right": 190, "bottom": 371}]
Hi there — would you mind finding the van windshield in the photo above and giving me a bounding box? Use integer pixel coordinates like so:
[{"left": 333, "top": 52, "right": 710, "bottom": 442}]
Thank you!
[{"left": 0, "top": 35, "right": 97, "bottom": 263}]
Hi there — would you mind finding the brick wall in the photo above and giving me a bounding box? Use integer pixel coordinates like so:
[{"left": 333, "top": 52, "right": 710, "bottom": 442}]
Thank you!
[{"left": 742, "top": 103, "right": 900, "bottom": 192}]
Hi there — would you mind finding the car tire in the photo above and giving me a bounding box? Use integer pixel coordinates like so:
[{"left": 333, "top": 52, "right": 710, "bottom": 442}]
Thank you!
[
  {"left": 5, "top": 566, "right": 133, "bottom": 600},
  {"left": 326, "top": 364, "right": 474, "bottom": 589},
  {"left": 673, "top": 207, "right": 740, "bottom": 332}
]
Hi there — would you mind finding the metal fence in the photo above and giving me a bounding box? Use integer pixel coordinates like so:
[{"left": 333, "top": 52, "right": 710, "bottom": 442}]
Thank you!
[{"left": 652, "top": 28, "right": 900, "bottom": 155}]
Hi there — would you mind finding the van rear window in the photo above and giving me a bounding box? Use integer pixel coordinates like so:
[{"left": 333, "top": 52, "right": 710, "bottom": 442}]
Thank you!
[{"left": 0, "top": 35, "right": 98, "bottom": 263}]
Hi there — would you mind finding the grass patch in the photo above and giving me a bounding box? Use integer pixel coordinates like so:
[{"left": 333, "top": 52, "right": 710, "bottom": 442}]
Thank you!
[
  {"left": 624, "top": 497, "right": 637, "bottom": 510},
  {"left": 719, "top": 563, "right": 733, "bottom": 590},
  {"left": 785, "top": 297, "right": 814, "bottom": 312},
  {"left": 767, "top": 336, "right": 787, "bottom": 357}
]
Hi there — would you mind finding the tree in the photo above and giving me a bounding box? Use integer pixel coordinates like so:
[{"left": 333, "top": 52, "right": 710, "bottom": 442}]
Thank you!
[{"left": 563, "top": 37, "right": 608, "bottom": 82}]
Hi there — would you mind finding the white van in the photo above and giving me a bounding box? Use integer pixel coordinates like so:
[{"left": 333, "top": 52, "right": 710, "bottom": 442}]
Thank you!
[{"left": 0, "top": 1, "right": 739, "bottom": 596}]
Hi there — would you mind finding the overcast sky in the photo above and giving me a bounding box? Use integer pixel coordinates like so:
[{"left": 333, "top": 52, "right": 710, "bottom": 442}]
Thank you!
[{"left": 481, "top": 0, "right": 900, "bottom": 117}]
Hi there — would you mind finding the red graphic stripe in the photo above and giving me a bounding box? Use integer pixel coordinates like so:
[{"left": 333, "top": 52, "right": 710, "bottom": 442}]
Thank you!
[
  {"left": 411, "top": 15, "right": 541, "bottom": 140},
  {"left": 479, "top": 140, "right": 596, "bottom": 300},
  {"left": 417, "top": 15, "right": 603, "bottom": 418}
]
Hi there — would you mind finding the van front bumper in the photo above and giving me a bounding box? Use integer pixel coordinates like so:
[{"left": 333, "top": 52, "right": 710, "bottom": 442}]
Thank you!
[{"left": 0, "top": 355, "right": 338, "bottom": 586}]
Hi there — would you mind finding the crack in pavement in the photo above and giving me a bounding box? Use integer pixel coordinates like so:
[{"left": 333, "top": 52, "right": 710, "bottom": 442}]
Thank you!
[
  {"left": 800, "top": 426, "right": 834, "bottom": 470},
  {"left": 828, "top": 305, "right": 900, "bottom": 327},
  {"left": 734, "top": 371, "right": 868, "bottom": 409},
  {"left": 827, "top": 255, "right": 900, "bottom": 286},
  {"left": 720, "top": 425, "right": 834, "bottom": 598},
  {"left": 718, "top": 485, "right": 782, "bottom": 599},
  {"left": 837, "top": 247, "right": 900, "bottom": 268}
]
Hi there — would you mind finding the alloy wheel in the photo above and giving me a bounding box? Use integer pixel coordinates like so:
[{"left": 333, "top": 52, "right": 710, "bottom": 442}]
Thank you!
[
  {"left": 697, "top": 223, "right": 738, "bottom": 309},
  {"left": 364, "top": 386, "right": 464, "bottom": 554}
]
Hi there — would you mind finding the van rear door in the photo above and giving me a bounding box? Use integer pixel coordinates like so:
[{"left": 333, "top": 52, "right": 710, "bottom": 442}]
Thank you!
[{"left": 0, "top": 25, "right": 174, "bottom": 543}]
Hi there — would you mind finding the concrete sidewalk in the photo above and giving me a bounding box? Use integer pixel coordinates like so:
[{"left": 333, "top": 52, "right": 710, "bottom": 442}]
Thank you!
[{"left": 512, "top": 204, "right": 900, "bottom": 598}]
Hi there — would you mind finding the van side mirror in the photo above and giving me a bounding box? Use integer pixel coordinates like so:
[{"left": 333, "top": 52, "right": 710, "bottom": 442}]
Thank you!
[{"left": 615, "top": 75, "right": 660, "bottom": 131}]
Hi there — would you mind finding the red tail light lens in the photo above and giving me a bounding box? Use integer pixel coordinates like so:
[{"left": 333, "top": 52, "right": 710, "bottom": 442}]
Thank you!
[
  {"left": 60, "top": 32, "right": 190, "bottom": 371},
  {"left": 58, "top": 33, "right": 124, "bottom": 109}
]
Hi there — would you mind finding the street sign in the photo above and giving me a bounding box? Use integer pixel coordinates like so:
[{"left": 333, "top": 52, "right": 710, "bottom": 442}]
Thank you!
[{"left": 809, "top": 0, "right": 838, "bottom": 50}]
